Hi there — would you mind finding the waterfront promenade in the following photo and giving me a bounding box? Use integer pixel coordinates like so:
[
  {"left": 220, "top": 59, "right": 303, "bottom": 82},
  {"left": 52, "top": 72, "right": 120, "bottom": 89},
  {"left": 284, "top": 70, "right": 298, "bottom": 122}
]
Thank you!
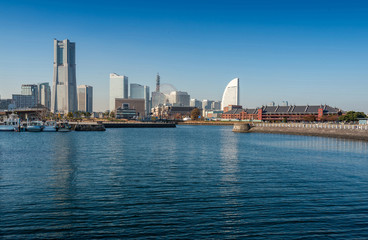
[
  {"left": 250, "top": 122, "right": 368, "bottom": 141},
  {"left": 180, "top": 120, "right": 368, "bottom": 141}
]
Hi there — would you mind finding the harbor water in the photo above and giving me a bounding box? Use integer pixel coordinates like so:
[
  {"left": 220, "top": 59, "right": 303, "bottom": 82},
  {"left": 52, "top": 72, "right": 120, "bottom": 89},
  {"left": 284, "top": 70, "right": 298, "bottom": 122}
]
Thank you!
[{"left": 1, "top": 125, "right": 368, "bottom": 239}]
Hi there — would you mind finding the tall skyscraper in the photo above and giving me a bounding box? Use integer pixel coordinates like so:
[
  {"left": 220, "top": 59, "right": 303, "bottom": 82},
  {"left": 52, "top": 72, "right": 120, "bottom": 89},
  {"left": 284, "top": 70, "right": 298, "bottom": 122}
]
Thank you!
[
  {"left": 109, "top": 73, "right": 128, "bottom": 111},
  {"left": 51, "top": 39, "right": 77, "bottom": 113},
  {"left": 221, "top": 78, "right": 239, "bottom": 110},
  {"left": 38, "top": 82, "right": 51, "bottom": 109},
  {"left": 144, "top": 86, "right": 150, "bottom": 117},
  {"left": 77, "top": 85, "right": 93, "bottom": 113}
]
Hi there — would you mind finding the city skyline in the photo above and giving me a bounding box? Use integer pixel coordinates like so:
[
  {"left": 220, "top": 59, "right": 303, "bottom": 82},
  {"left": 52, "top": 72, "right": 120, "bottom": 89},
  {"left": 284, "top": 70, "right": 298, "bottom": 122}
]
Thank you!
[{"left": 0, "top": 1, "right": 367, "bottom": 112}]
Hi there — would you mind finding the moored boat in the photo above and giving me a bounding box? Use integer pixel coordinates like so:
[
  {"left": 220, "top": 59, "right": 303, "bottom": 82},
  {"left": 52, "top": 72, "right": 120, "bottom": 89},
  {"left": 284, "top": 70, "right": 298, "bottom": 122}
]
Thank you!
[
  {"left": 57, "top": 122, "right": 72, "bottom": 132},
  {"left": 0, "top": 113, "right": 20, "bottom": 132},
  {"left": 27, "top": 121, "right": 44, "bottom": 132},
  {"left": 43, "top": 120, "right": 58, "bottom": 132}
]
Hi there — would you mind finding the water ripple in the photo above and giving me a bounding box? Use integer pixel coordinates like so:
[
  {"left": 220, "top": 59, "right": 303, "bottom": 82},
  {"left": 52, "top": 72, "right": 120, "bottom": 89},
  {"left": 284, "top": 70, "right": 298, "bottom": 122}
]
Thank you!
[{"left": 1, "top": 126, "right": 368, "bottom": 239}]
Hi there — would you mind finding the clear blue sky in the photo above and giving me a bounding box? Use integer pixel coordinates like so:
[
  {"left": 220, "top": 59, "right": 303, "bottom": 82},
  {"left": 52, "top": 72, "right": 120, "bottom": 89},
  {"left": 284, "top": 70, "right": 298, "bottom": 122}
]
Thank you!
[{"left": 0, "top": 0, "right": 367, "bottom": 112}]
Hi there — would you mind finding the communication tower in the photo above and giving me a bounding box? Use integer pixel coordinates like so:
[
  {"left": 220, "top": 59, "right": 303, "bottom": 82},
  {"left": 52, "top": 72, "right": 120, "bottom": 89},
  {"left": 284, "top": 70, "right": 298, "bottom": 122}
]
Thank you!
[{"left": 156, "top": 73, "right": 160, "bottom": 92}]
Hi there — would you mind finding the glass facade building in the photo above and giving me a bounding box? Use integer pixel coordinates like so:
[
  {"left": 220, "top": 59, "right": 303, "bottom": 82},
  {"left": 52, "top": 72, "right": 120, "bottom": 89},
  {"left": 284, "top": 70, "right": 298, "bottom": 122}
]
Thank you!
[
  {"left": 78, "top": 85, "right": 93, "bottom": 113},
  {"left": 130, "top": 83, "right": 144, "bottom": 99},
  {"left": 109, "top": 73, "right": 128, "bottom": 112}
]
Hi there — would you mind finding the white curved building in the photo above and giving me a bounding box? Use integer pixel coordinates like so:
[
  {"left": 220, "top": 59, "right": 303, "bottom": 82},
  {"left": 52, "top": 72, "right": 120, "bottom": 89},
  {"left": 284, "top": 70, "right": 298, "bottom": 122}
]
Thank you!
[{"left": 221, "top": 78, "right": 239, "bottom": 110}]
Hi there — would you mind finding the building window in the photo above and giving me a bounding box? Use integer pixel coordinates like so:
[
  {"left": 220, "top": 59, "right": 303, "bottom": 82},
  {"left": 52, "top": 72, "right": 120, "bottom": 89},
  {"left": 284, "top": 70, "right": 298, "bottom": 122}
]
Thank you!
[
  {"left": 122, "top": 103, "right": 129, "bottom": 109},
  {"left": 57, "top": 47, "right": 63, "bottom": 64}
]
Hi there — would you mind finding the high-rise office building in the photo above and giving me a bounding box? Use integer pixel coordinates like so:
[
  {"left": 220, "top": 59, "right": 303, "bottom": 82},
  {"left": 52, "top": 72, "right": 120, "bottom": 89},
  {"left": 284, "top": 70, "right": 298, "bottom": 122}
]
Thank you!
[
  {"left": 144, "top": 86, "right": 150, "bottom": 117},
  {"left": 221, "top": 78, "right": 239, "bottom": 110},
  {"left": 0, "top": 99, "right": 14, "bottom": 110},
  {"left": 51, "top": 39, "right": 78, "bottom": 113},
  {"left": 211, "top": 101, "right": 221, "bottom": 110},
  {"left": 202, "top": 99, "right": 214, "bottom": 110},
  {"left": 130, "top": 83, "right": 144, "bottom": 99},
  {"left": 21, "top": 84, "right": 38, "bottom": 97},
  {"left": 38, "top": 82, "right": 51, "bottom": 109},
  {"left": 169, "top": 91, "right": 190, "bottom": 107},
  {"left": 77, "top": 85, "right": 93, "bottom": 113},
  {"left": 12, "top": 84, "right": 38, "bottom": 109},
  {"left": 109, "top": 73, "right": 128, "bottom": 111},
  {"left": 190, "top": 99, "right": 202, "bottom": 108},
  {"left": 130, "top": 83, "right": 150, "bottom": 117}
]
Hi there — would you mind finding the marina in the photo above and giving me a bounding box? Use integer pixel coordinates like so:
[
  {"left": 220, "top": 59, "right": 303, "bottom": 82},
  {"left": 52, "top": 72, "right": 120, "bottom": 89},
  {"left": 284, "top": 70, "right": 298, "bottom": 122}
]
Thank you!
[{"left": 0, "top": 115, "right": 74, "bottom": 132}]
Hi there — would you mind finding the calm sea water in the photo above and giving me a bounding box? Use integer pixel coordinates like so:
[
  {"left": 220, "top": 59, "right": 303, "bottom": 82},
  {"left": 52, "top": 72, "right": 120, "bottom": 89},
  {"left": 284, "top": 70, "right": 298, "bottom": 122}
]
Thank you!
[{"left": 1, "top": 125, "right": 368, "bottom": 239}]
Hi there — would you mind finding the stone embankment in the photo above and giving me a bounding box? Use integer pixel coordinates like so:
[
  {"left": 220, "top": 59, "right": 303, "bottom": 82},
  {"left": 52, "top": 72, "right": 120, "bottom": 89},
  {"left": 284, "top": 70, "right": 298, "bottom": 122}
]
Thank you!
[
  {"left": 249, "top": 123, "right": 368, "bottom": 141},
  {"left": 178, "top": 121, "right": 235, "bottom": 126},
  {"left": 69, "top": 122, "right": 106, "bottom": 131},
  {"left": 233, "top": 123, "right": 251, "bottom": 132}
]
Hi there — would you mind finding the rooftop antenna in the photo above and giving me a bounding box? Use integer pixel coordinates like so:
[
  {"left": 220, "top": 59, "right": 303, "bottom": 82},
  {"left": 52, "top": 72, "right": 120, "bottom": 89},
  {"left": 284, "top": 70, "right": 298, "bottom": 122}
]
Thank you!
[{"left": 156, "top": 73, "right": 160, "bottom": 92}]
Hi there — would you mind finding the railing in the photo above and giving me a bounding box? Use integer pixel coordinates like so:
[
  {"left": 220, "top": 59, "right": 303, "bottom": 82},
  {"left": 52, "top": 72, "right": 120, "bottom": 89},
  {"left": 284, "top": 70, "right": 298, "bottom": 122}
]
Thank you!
[{"left": 254, "top": 123, "right": 368, "bottom": 131}]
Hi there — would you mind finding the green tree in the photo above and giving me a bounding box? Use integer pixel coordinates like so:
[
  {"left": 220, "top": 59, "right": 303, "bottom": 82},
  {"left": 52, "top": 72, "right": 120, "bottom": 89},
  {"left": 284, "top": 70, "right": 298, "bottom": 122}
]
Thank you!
[
  {"left": 85, "top": 112, "right": 91, "bottom": 118},
  {"left": 74, "top": 111, "right": 81, "bottom": 119},
  {"left": 338, "top": 111, "right": 366, "bottom": 122},
  {"left": 110, "top": 111, "right": 115, "bottom": 118},
  {"left": 67, "top": 112, "right": 74, "bottom": 119},
  {"left": 190, "top": 108, "right": 201, "bottom": 120}
]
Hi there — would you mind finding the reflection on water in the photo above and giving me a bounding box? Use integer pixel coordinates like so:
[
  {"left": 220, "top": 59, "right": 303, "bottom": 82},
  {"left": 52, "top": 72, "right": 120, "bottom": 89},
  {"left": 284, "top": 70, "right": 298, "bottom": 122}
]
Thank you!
[
  {"left": 255, "top": 133, "right": 368, "bottom": 154},
  {"left": 50, "top": 135, "right": 77, "bottom": 202},
  {"left": 1, "top": 127, "right": 368, "bottom": 239}
]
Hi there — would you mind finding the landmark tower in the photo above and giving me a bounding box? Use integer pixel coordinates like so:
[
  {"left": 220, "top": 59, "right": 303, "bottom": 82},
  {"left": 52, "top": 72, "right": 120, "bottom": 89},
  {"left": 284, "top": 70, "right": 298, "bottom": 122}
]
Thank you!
[{"left": 51, "top": 39, "right": 78, "bottom": 113}]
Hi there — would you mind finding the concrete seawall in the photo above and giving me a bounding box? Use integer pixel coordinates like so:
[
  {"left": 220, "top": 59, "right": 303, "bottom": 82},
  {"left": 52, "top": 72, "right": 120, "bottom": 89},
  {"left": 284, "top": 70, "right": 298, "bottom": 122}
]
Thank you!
[
  {"left": 69, "top": 122, "right": 106, "bottom": 131},
  {"left": 249, "top": 124, "right": 368, "bottom": 141},
  {"left": 103, "top": 122, "right": 176, "bottom": 128}
]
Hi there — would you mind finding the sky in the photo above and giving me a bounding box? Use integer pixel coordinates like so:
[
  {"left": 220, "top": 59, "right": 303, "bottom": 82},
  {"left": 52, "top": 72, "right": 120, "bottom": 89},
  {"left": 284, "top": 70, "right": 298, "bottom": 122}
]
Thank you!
[{"left": 0, "top": 0, "right": 367, "bottom": 112}]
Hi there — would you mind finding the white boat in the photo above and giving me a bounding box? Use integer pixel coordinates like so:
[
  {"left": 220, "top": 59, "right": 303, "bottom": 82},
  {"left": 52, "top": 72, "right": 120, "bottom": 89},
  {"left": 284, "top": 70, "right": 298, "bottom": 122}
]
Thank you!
[
  {"left": 0, "top": 113, "right": 20, "bottom": 131},
  {"left": 27, "top": 121, "right": 44, "bottom": 132},
  {"left": 57, "top": 122, "right": 72, "bottom": 132},
  {"left": 43, "top": 120, "right": 58, "bottom": 132}
]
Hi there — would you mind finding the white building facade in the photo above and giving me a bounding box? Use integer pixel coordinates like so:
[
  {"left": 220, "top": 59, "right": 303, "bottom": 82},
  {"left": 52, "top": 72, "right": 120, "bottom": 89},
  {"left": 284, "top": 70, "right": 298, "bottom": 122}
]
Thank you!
[
  {"left": 109, "top": 73, "right": 128, "bottom": 112},
  {"left": 221, "top": 78, "right": 239, "bottom": 110},
  {"left": 51, "top": 39, "right": 78, "bottom": 113},
  {"left": 38, "top": 82, "right": 51, "bottom": 109},
  {"left": 169, "top": 91, "right": 190, "bottom": 107}
]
